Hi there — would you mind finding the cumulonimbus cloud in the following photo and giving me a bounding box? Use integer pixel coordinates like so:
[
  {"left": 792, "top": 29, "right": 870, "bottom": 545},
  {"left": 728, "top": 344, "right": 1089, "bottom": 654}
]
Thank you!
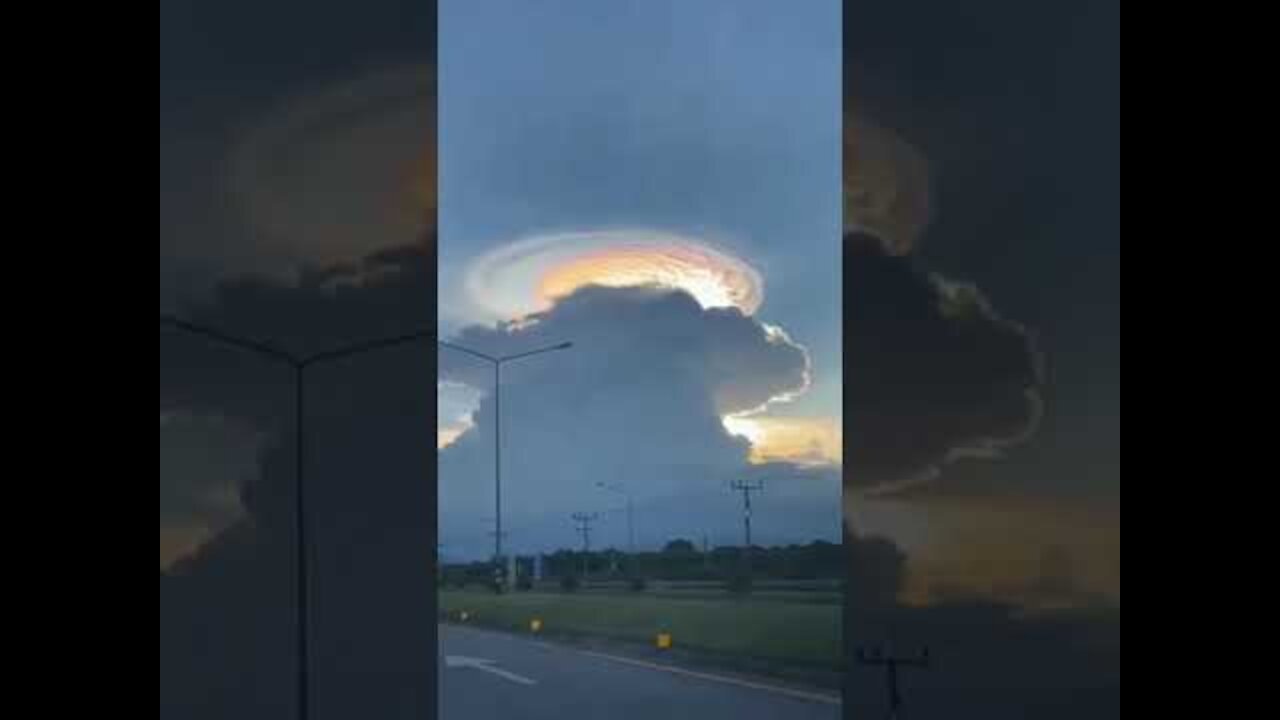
[
  {"left": 438, "top": 284, "right": 835, "bottom": 555},
  {"left": 844, "top": 104, "right": 1045, "bottom": 496},
  {"left": 844, "top": 232, "right": 1046, "bottom": 494}
]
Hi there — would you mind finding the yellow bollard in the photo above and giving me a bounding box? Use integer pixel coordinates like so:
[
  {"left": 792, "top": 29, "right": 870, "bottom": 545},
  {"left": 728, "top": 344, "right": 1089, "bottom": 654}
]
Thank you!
[
  {"left": 531, "top": 619, "right": 544, "bottom": 633},
  {"left": 656, "top": 633, "right": 674, "bottom": 650}
]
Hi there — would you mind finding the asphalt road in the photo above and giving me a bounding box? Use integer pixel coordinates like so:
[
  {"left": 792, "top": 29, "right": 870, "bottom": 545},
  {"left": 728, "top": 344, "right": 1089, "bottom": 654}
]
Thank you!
[{"left": 438, "top": 624, "right": 842, "bottom": 720}]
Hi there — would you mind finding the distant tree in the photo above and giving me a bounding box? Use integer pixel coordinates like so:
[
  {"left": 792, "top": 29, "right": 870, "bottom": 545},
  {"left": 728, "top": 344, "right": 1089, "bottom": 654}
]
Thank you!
[{"left": 664, "top": 539, "right": 697, "bottom": 554}]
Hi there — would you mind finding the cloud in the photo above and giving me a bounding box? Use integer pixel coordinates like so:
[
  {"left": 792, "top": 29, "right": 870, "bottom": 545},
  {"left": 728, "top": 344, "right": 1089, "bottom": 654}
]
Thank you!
[
  {"left": 441, "top": 285, "right": 808, "bottom": 416},
  {"left": 724, "top": 415, "right": 843, "bottom": 466},
  {"left": 161, "top": 63, "right": 435, "bottom": 303},
  {"left": 158, "top": 241, "right": 1103, "bottom": 719},
  {"left": 463, "top": 230, "right": 766, "bottom": 322},
  {"left": 159, "top": 414, "right": 262, "bottom": 569},
  {"left": 845, "top": 115, "right": 933, "bottom": 256},
  {"left": 162, "top": 228, "right": 1043, "bottom": 558},
  {"left": 437, "top": 284, "right": 838, "bottom": 556},
  {"left": 159, "top": 242, "right": 438, "bottom": 588},
  {"left": 160, "top": 241, "right": 843, "bottom": 574},
  {"left": 160, "top": 243, "right": 435, "bottom": 423},
  {"left": 227, "top": 66, "right": 436, "bottom": 266},
  {"left": 844, "top": 232, "right": 1045, "bottom": 493},
  {"left": 161, "top": 265, "right": 438, "bottom": 719}
]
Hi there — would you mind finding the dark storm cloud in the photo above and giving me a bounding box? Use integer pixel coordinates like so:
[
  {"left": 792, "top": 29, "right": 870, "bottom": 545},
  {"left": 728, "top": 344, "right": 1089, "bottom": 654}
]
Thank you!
[
  {"left": 845, "top": 233, "right": 1044, "bottom": 491},
  {"left": 159, "top": 297, "right": 445, "bottom": 713},
  {"left": 841, "top": 0, "right": 1118, "bottom": 613},
  {"left": 161, "top": 2, "right": 438, "bottom": 718},
  {"left": 844, "top": 0, "right": 1121, "bottom": 364},
  {"left": 160, "top": 241, "right": 435, "bottom": 426},
  {"left": 840, "top": 2, "right": 1061, "bottom": 496},
  {"left": 437, "top": 284, "right": 836, "bottom": 555},
  {"left": 163, "top": 255, "right": 825, "bottom": 563},
  {"left": 160, "top": 246, "right": 437, "bottom": 720},
  {"left": 159, "top": 414, "right": 258, "bottom": 527},
  {"left": 840, "top": 3, "right": 1120, "bottom": 717},
  {"left": 162, "top": 229, "right": 1041, "bottom": 554},
  {"left": 441, "top": 285, "right": 809, "bottom": 415}
]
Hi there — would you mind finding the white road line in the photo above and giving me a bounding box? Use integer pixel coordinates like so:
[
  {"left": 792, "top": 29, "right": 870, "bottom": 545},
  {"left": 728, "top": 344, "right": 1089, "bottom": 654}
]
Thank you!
[
  {"left": 577, "top": 651, "right": 843, "bottom": 707},
  {"left": 445, "top": 655, "right": 538, "bottom": 687}
]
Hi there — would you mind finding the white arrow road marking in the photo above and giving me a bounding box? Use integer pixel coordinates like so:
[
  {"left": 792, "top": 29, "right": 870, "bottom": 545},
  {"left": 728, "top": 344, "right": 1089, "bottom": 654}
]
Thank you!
[{"left": 445, "top": 656, "right": 539, "bottom": 687}]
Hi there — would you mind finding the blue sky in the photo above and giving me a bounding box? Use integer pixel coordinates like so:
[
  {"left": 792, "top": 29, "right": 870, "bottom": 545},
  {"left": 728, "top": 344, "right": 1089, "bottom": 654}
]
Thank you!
[{"left": 439, "top": 0, "right": 843, "bottom": 422}]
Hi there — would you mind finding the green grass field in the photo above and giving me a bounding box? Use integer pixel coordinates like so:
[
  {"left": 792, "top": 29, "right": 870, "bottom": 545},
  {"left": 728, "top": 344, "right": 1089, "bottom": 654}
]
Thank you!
[{"left": 439, "top": 590, "right": 843, "bottom": 669}]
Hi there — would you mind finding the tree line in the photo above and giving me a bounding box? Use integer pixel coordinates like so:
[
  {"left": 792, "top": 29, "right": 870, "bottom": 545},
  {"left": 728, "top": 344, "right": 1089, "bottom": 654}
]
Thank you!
[{"left": 442, "top": 539, "right": 846, "bottom": 590}]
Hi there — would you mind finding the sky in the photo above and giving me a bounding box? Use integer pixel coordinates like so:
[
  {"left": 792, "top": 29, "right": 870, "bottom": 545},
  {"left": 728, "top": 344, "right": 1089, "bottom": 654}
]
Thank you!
[
  {"left": 844, "top": 0, "right": 1121, "bottom": 610},
  {"left": 157, "top": 0, "right": 1120, "bottom": 616},
  {"left": 437, "top": 0, "right": 842, "bottom": 413},
  {"left": 161, "top": 1, "right": 1120, "bottom": 717},
  {"left": 435, "top": 0, "right": 845, "bottom": 560},
  {"left": 160, "top": 4, "right": 439, "bottom": 716}
]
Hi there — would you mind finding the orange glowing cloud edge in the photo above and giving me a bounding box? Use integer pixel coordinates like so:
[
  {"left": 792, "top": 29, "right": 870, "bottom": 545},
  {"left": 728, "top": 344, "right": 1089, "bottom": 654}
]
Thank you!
[{"left": 723, "top": 415, "right": 843, "bottom": 467}]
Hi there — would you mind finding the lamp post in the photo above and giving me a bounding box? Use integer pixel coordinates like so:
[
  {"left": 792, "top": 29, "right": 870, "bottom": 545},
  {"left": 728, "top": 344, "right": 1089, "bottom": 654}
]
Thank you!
[
  {"left": 438, "top": 340, "right": 573, "bottom": 583},
  {"left": 160, "top": 315, "right": 435, "bottom": 720}
]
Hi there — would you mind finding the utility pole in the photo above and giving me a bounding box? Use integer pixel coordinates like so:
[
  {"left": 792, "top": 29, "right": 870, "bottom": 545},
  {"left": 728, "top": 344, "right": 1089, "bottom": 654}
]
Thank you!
[
  {"left": 572, "top": 513, "right": 599, "bottom": 579},
  {"left": 730, "top": 480, "right": 766, "bottom": 549},
  {"left": 857, "top": 645, "right": 931, "bottom": 720}
]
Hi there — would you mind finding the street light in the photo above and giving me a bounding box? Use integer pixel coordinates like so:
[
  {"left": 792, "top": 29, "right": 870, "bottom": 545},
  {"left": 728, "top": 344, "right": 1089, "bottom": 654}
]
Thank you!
[
  {"left": 438, "top": 339, "right": 573, "bottom": 579},
  {"left": 596, "top": 482, "right": 635, "bottom": 557},
  {"left": 160, "top": 315, "right": 435, "bottom": 720}
]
